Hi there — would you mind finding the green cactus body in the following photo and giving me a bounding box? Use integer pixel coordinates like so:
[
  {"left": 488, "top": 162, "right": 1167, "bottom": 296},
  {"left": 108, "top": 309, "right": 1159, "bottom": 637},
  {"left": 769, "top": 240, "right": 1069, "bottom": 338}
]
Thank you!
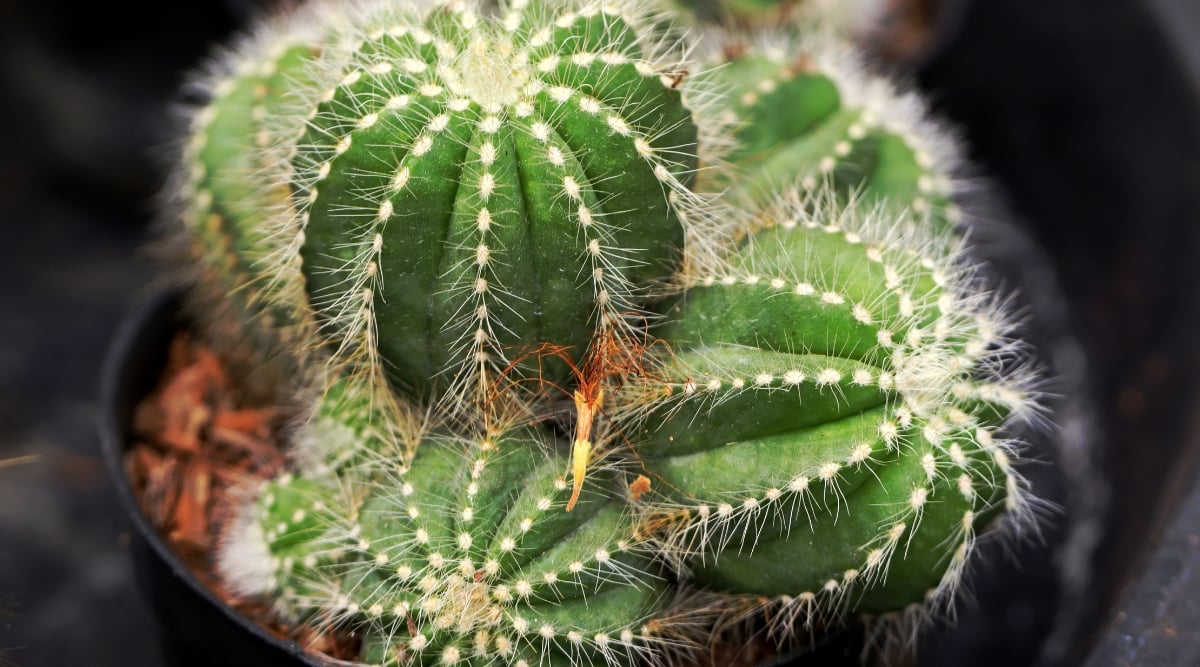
[
  {"left": 671, "top": 0, "right": 793, "bottom": 25},
  {"left": 286, "top": 376, "right": 418, "bottom": 476},
  {"left": 619, "top": 189, "right": 1033, "bottom": 623},
  {"left": 189, "top": 45, "right": 313, "bottom": 259},
  {"left": 694, "top": 36, "right": 960, "bottom": 231},
  {"left": 223, "top": 394, "right": 681, "bottom": 666},
  {"left": 176, "top": 32, "right": 329, "bottom": 385},
  {"left": 185, "top": 0, "right": 707, "bottom": 408}
]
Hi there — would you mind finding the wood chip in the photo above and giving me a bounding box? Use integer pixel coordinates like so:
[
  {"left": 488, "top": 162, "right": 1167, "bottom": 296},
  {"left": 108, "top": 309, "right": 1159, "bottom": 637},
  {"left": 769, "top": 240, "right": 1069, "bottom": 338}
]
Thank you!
[
  {"left": 170, "top": 460, "right": 212, "bottom": 552},
  {"left": 138, "top": 450, "right": 179, "bottom": 527},
  {"left": 211, "top": 408, "right": 277, "bottom": 439}
]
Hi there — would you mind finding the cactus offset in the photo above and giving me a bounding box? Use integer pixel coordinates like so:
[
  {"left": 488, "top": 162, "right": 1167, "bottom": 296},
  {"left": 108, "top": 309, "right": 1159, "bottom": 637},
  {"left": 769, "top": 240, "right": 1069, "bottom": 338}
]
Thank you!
[
  {"left": 690, "top": 32, "right": 962, "bottom": 232},
  {"left": 222, "top": 391, "right": 687, "bottom": 666},
  {"left": 169, "top": 12, "right": 330, "bottom": 388},
  {"left": 617, "top": 186, "right": 1039, "bottom": 637},
  {"left": 670, "top": 0, "right": 885, "bottom": 32}
]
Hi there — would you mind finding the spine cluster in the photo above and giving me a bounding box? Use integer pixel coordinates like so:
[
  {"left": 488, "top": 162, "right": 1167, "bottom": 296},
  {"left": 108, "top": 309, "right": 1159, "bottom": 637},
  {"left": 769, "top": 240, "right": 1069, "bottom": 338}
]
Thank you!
[{"left": 162, "top": 1, "right": 1053, "bottom": 665}]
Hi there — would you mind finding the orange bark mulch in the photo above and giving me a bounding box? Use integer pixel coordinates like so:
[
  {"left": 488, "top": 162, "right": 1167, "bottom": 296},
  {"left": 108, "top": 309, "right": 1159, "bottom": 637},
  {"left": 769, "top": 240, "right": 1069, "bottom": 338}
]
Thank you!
[{"left": 124, "top": 332, "right": 359, "bottom": 660}]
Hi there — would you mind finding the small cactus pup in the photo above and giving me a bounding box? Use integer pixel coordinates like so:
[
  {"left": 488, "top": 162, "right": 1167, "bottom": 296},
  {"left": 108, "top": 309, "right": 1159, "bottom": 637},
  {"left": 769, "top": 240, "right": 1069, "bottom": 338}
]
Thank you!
[
  {"left": 220, "top": 378, "right": 690, "bottom": 667},
  {"left": 689, "top": 31, "right": 962, "bottom": 233},
  {"left": 175, "top": 0, "right": 719, "bottom": 410},
  {"left": 618, "top": 186, "right": 1043, "bottom": 641}
]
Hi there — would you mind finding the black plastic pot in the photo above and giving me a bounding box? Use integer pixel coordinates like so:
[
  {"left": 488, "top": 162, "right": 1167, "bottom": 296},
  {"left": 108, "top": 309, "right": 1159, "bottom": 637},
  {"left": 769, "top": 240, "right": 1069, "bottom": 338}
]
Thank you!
[{"left": 98, "top": 291, "right": 327, "bottom": 667}]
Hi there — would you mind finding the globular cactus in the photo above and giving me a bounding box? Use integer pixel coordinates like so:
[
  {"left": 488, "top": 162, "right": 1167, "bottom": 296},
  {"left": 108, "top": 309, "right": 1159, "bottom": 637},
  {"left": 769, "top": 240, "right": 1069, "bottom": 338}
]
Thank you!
[
  {"left": 170, "top": 0, "right": 1052, "bottom": 664},
  {"left": 689, "top": 32, "right": 962, "bottom": 232},
  {"left": 221, "top": 381, "right": 688, "bottom": 667},
  {"left": 617, "top": 185, "right": 1040, "bottom": 638},
  {"left": 175, "top": 0, "right": 720, "bottom": 409}
]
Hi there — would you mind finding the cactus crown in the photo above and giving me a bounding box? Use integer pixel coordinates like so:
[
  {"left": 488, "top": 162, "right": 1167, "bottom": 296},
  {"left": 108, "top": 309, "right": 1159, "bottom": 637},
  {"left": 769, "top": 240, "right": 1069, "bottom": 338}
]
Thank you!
[{"left": 166, "top": 1, "right": 1052, "bottom": 666}]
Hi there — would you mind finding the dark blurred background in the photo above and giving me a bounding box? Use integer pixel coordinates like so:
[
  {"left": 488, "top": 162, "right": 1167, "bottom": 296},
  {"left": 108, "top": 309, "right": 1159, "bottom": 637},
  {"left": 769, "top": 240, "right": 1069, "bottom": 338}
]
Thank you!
[{"left": 1, "top": 0, "right": 1199, "bottom": 666}]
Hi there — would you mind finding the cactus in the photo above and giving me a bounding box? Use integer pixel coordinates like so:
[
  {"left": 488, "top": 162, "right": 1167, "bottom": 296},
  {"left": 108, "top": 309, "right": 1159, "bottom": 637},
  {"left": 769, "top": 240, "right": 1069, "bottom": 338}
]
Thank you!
[
  {"left": 220, "top": 381, "right": 687, "bottom": 666},
  {"left": 689, "top": 32, "right": 962, "bottom": 233},
  {"left": 167, "top": 11, "right": 322, "bottom": 390},
  {"left": 670, "top": 0, "right": 884, "bottom": 32},
  {"left": 167, "top": 0, "right": 1051, "bottom": 664},
  {"left": 174, "top": 0, "right": 722, "bottom": 410},
  {"left": 614, "top": 185, "right": 1039, "bottom": 639}
]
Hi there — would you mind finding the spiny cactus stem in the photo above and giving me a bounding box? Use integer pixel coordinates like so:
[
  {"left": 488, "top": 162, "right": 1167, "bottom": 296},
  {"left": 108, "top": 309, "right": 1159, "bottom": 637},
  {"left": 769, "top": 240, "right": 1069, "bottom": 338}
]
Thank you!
[{"left": 273, "top": 0, "right": 707, "bottom": 411}]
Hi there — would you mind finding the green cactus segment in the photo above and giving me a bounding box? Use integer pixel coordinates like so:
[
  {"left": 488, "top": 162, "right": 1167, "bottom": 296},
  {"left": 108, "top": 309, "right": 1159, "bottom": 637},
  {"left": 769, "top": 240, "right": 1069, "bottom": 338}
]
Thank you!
[
  {"left": 717, "top": 62, "right": 841, "bottom": 166},
  {"left": 192, "top": 45, "right": 315, "bottom": 241},
  {"left": 696, "top": 43, "right": 958, "bottom": 229},
  {"left": 685, "top": 425, "right": 1003, "bottom": 611},
  {"left": 180, "top": 39, "right": 325, "bottom": 357},
  {"left": 290, "top": 378, "right": 413, "bottom": 475},
  {"left": 252, "top": 474, "right": 351, "bottom": 610},
  {"left": 259, "top": 475, "right": 340, "bottom": 553},
  {"left": 625, "top": 194, "right": 1028, "bottom": 623},
  {"left": 632, "top": 348, "right": 887, "bottom": 458},
  {"left": 186, "top": 45, "right": 306, "bottom": 269},
  {"left": 664, "top": 210, "right": 945, "bottom": 353},
  {"left": 284, "top": 0, "right": 698, "bottom": 402},
  {"left": 172, "top": 6, "right": 361, "bottom": 391},
  {"left": 672, "top": 0, "right": 784, "bottom": 22},
  {"left": 672, "top": 0, "right": 869, "bottom": 29},
  {"left": 641, "top": 404, "right": 890, "bottom": 499},
  {"left": 238, "top": 413, "right": 676, "bottom": 666}
]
